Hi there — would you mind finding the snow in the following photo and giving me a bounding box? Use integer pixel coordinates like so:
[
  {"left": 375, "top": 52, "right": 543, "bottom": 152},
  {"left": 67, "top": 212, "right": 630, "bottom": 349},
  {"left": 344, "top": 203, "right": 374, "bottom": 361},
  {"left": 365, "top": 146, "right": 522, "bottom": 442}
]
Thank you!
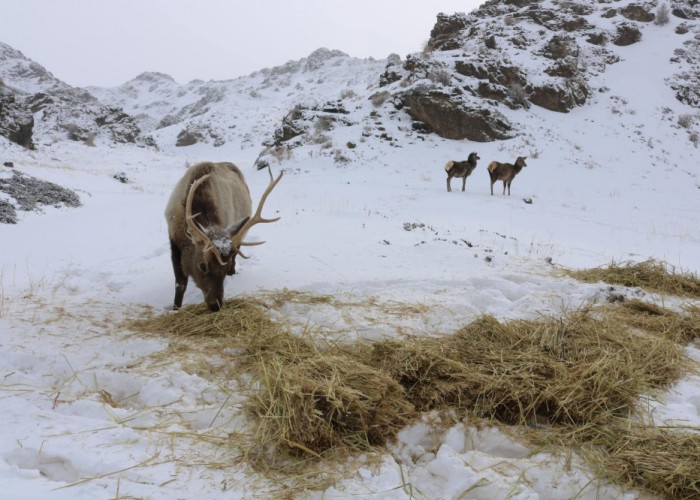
[{"left": 2, "top": 2, "right": 700, "bottom": 498}]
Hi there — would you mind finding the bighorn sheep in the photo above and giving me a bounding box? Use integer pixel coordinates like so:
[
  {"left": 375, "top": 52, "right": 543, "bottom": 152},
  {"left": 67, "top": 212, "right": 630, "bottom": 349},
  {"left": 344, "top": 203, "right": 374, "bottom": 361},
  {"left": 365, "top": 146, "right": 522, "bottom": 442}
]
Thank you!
[
  {"left": 165, "top": 162, "right": 282, "bottom": 311},
  {"left": 445, "top": 152, "right": 480, "bottom": 192},
  {"left": 487, "top": 156, "right": 527, "bottom": 195}
]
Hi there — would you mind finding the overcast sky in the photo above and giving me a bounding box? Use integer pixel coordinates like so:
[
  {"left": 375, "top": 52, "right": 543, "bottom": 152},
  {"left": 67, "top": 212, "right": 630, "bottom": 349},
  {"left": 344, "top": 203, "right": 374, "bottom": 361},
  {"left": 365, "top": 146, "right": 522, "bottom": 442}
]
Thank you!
[{"left": 2, "top": 0, "right": 482, "bottom": 88}]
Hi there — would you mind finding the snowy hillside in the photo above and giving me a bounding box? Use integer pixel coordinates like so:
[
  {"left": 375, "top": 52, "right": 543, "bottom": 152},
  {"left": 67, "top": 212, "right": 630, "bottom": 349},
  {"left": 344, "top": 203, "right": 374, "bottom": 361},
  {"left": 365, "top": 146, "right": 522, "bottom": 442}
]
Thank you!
[{"left": 1, "top": 0, "right": 700, "bottom": 498}]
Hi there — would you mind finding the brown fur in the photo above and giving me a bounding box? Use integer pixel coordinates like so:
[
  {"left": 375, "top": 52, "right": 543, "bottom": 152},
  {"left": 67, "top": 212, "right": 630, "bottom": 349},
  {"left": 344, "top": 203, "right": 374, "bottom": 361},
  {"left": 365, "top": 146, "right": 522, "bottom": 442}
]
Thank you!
[
  {"left": 488, "top": 156, "right": 527, "bottom": 196},
  {"left": 445, "top": 152, "right": 480, "bottom": 192},
  {"left": 165, "top": 162, "right": 252, "bottom": 311}
]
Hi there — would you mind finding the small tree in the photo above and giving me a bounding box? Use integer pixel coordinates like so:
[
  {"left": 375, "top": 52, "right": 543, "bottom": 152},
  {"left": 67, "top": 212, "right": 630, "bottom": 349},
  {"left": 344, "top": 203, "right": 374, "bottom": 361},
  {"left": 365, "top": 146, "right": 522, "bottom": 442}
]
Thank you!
[{"left": 655, "top": 2, "right": 670, "bottom": 26}]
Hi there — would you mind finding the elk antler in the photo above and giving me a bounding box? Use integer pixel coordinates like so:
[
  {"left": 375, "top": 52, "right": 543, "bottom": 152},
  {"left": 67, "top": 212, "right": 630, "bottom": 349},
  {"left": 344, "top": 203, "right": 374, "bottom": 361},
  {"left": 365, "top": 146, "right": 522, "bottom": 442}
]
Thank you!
[
  {"left": 185, "top": 174, "right": 213, "bottom": 245},
  {"left": 231, "top": 166, "right": 283, "bottom": 258},
  {"left": 184, "top": 174, "right": 229, "bottom": 266}
]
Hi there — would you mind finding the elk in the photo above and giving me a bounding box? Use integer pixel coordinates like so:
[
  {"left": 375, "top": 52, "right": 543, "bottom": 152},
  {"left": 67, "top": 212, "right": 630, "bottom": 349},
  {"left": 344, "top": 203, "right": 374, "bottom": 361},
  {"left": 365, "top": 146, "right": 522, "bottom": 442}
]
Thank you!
[
  {"left": 165, "top": 161, "right": 282, "bottom": 311},
  {"left": 445, "top": 152, "right": 480, "bottom": 192},
  {"left": 487, "top": 156, "right": 527, "bottom": 195}
]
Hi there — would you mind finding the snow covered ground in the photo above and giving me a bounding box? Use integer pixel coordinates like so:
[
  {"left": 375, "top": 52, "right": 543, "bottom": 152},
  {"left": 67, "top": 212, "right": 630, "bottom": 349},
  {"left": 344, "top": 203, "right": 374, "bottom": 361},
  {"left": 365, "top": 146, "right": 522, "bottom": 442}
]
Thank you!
[{"left": 1, "top": 4, "right": 700, "bottom": 498}]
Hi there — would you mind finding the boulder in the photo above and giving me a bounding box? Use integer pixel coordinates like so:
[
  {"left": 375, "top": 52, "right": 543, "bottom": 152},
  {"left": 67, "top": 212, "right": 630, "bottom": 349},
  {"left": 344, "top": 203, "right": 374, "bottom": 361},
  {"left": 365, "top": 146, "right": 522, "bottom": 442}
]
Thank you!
[
  {"left": 428, "top": 13, "right": 471, "bottom": 51},
  {"left": 613, "top": 23, "right": 642, "bottom": 46},
  {"left": 529, "top": 79, "right": 589, "bottom": 112},
  {"left": 620, "top": 4, "right": 655, "bottom": 22},
  {"left": 0, "top": 85, "right": 34, "bottom": 148},
  {"left": 401, "top": 89, "right": 513, "bottom": 142}
]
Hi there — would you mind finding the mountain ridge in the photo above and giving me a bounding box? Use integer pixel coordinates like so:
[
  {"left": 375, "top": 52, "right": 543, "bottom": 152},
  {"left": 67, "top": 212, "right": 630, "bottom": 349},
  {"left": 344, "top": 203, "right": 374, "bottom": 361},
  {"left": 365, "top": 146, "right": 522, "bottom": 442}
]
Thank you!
[{"left": 0, "top": 0, "right": 698, "bottom": 155}]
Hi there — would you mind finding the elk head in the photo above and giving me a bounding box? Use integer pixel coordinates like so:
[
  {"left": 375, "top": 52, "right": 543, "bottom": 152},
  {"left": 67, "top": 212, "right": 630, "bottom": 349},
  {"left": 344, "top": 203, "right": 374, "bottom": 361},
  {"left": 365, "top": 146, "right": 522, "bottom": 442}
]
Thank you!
[{"left": 184, "top": 168, "right": 283, "bottom": 311}]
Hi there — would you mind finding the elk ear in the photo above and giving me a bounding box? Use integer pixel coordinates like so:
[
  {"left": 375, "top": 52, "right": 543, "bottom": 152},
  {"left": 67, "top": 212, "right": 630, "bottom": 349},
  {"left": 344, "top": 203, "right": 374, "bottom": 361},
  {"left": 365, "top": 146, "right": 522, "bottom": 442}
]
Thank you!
[{"left": 226, "top": 216, "right": 250, "bottom": 238}]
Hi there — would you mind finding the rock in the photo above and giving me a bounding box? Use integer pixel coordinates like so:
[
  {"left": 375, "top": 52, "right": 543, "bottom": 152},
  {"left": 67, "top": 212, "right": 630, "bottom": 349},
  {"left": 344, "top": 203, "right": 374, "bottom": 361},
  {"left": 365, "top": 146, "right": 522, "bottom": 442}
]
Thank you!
[
  {"left": 586, "top": 31, "right": 608, "bottom": 46},
  {"left": 176, "top": 128, "right": 205, "bottom": 147},
  {"left": 113, "top": 172, "right": 129, "bottom": 183},
  {"left": 401, "top": 89, "right": 513, "bottom": 142},
  {"left": 3, "top": 162, "right": 14, "bottom": 168},
  {"left": 0, "top": 170, "right": 81, "bottom": 223},
  {"left": 273, "top": 106, "right": 307, "bottom": 145},
  {"left": 613, "top": 23, "right": 642, "bottom": 46},
  {"left": 541, "top": 35, "right": 579, "bottom": 60},
  {"left": 428, "top": 13, "right": 471, "bottom": 51},
  {"left": 379, "top": 54, "right": 405, "bottom": 87},
  {"left": 529, "top": 79, "right": 589, "bottom": 112},
  {"left": 0, "top": 84, "right": 34, "bottom": 149},
  {"left": 620, "top": 5, "right": 655, "bottom": 22}
]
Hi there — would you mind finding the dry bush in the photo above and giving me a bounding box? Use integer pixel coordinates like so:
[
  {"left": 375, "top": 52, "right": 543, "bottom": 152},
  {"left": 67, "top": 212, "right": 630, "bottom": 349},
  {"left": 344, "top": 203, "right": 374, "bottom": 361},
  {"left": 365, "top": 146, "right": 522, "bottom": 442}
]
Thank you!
[
  {"left": 428, "top": 68, "right": 451, "bottom": 86},
  {"left": 678, "top": 114, "right": 694, "bottom": 129},
  {"left": 655, "top": 2, "right": 671, "bottom": 26},
  {"left": 369, "top": 91, "right": 391, "bottom": 107}
]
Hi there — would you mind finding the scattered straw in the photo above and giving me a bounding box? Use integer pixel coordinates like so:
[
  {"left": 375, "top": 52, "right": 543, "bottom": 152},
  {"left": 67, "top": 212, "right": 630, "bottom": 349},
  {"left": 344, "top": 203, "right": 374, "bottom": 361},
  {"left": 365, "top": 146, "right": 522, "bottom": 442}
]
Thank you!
[
  {"left": 568, "top": 259, "right": 700, "bottom": 298},
  {"left": 127, "top": 281, "right": 700, "bottom": 496},
  {"left": 539, "top": 422, "right": 700, "bottom": 499}
]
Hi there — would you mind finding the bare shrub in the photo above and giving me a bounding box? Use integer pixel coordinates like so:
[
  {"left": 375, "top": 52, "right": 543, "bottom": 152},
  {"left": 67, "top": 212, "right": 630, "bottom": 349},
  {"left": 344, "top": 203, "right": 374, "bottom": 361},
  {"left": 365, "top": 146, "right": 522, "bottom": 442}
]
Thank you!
[
  {"left": 508, "top": 84, "right": 529, "bottom": 107},
  {"left": 370, "top": 91, "right": 391, "bottom": 107},
  {"left": 428, "top": 68, "right": 452, "bottom": 86},
  {"left": 422, "top": 39, "right": 437, "bottom": 55},
  {"left": 655, "top": 2, "right": 670, "bottom": 26},
  {"left": 678, "top": 114, "right": 693, "bottom": 128},
  {"left": 333, "top": 149, "right": 351, "bottom": 165},
  {"left": 340, "top": 88, "right": 357, "bottom": 99},
  {"left": 690, "top": 131, "right": 699, "bottom": 148},
  {"left": 84, "top": 132, "right": 97, "bottom": 147},
  {"left": 315, "top": 115, "right": 333, "bottom": 133},
  {"left": 271, "top": 146, "right": 293, "bottom": 163}
]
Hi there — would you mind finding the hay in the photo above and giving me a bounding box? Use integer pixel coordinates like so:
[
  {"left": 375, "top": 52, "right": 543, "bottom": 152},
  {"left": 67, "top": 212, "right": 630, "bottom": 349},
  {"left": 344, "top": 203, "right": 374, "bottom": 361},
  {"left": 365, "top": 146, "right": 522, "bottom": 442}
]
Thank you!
[
  {"left": 130, "top": 297, "right": 416, "bottom": 458},
  {"left": 128, "top": 289, "right": 700, "bottom": 496},
  {"left": 559, "top": 423, "right": 700, "bottom": 499},
  {"left": 616, "top": 299, "right": 700, "bottom": 344},
  {"left": 352, "top": 308, "right": 687, "bottom": 427},
  {"left": 249, "top": 352, "right": 416, "bottom": 457},
  {"left": 568, "top": 259, "right": 700, "bottom": 298},
  {"left": 131, "top": 298, "right": 273, "bottom": 339}
]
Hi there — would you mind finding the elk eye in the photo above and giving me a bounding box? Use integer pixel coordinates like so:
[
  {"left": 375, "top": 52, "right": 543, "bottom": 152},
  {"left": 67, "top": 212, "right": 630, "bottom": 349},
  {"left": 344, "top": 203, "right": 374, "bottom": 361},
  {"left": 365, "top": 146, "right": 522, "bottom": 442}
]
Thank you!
[{"left": 199, "top": 262, "right": 209, "bottom": 274}]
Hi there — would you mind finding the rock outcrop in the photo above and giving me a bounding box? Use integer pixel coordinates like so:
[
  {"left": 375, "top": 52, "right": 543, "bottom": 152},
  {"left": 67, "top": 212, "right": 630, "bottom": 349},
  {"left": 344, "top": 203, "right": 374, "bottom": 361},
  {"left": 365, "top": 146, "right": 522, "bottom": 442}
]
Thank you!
[{"left": 0, "top": 83, "right": 34, "bottom": 148}]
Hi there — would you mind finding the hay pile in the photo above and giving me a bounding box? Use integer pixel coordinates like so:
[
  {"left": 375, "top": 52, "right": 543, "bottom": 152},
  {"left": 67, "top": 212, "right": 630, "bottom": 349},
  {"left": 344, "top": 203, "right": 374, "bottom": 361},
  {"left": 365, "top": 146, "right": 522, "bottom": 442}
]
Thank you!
[
  {"left": 568, "top": 259, "right": 700, "bottom": 298},
  {"left": 129, "top": 264, "right": 700, "bottom": 497},
  {"left": 131, "top": 298, "right": 416, "bottom": 459},
  {"left": 351, "top": 309, "right": 687, "bottom": 426}
]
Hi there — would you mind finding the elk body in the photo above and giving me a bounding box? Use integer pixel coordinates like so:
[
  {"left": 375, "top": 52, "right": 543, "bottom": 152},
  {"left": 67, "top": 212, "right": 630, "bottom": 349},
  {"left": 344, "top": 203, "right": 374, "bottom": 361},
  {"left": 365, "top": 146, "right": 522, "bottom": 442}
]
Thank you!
[
  {"left": 165, "top": 161, "right": 282, "bottom": 311},
  {"left": 487, "top": 156, "right": 527, "bottom": 195},
  {"left": 445, "top": 152, "right": 480, "bottom": 192}
]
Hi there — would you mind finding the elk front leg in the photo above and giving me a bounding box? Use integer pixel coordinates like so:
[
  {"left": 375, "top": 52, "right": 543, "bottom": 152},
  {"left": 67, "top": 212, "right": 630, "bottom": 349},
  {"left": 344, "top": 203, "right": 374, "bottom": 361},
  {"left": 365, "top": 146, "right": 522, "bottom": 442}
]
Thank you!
[{"left": 170, "top": 240, "right": 188, "bottom": 309}]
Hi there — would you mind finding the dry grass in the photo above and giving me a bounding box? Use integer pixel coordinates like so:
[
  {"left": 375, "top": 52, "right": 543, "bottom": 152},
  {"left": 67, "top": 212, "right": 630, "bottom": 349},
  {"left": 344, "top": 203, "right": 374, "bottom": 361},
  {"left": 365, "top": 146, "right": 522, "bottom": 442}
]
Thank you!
[
  {"left": 349, "top": 308, "right": 688, "bottom": 428},
  {"left": 568, "top": 259, "right": 700, "bottom": 298},
  {"left": 532, "top": 422, "right": 700, "bottom": 499},
  {"left": 128, "top": 279, "right": 700, "bottom": 497}
]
